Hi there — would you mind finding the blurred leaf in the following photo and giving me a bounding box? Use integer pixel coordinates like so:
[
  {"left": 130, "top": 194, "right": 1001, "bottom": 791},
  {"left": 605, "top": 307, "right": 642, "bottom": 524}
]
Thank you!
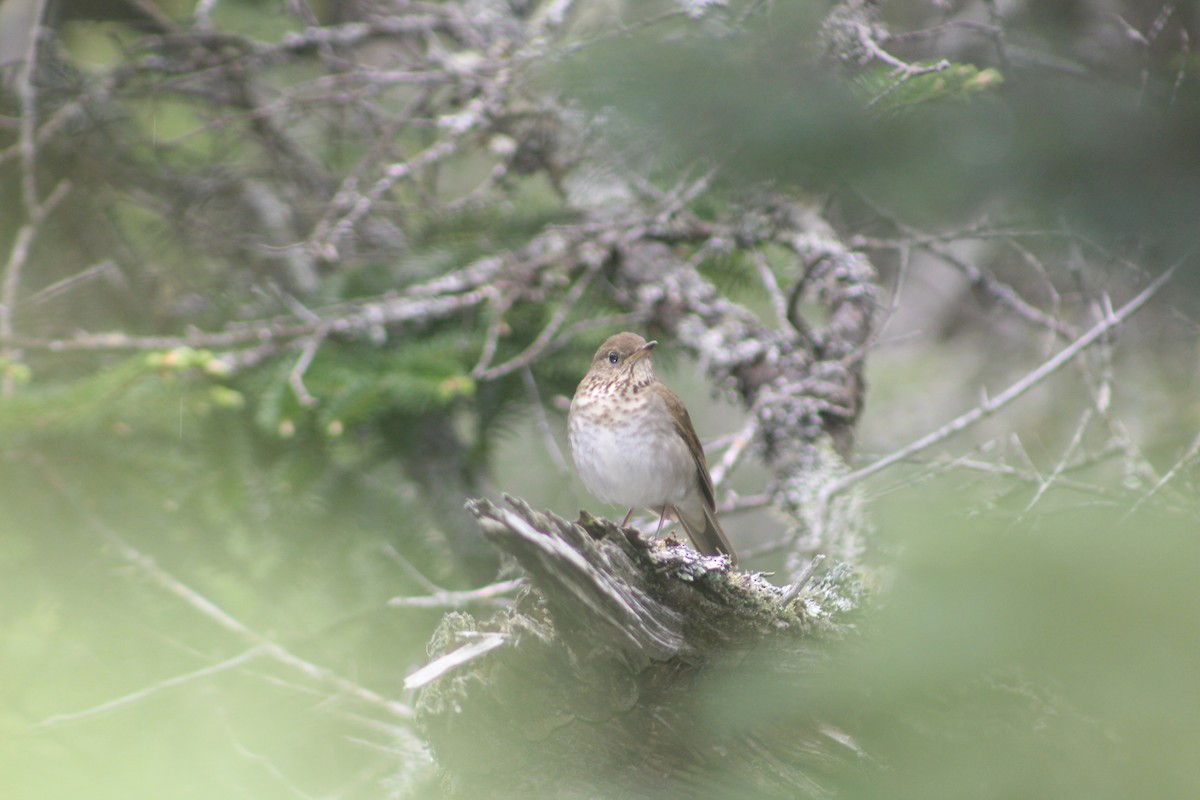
[{"left": 855, "top": 63, "right": 1005, "bottom": 115}]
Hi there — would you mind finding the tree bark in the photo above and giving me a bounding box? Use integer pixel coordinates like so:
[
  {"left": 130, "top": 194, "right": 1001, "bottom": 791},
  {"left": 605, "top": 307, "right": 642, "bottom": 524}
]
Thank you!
[{"left": 412, "top": 497, "right": 867, "bottom": 799}]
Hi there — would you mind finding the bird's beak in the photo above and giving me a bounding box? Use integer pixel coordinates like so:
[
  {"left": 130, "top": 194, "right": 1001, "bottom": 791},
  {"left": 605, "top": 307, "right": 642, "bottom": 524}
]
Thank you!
[{"left": 628, "top": 340, "right": 657, "bottom": 362}]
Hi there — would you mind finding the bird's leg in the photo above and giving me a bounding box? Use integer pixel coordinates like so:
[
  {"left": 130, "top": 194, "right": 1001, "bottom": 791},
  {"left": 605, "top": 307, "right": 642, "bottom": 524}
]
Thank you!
[
  {"left": 621, "top": 508, "right": 634, "bottom": 527},
  {"left": 654, "top": 506, "right": 670, "bottom": 537}
]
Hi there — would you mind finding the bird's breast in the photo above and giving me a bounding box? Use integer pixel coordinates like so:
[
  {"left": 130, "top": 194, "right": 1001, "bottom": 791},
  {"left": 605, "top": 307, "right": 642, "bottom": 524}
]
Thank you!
[{"left": 568, "top": 388, "right": 696, "bottom": 509}]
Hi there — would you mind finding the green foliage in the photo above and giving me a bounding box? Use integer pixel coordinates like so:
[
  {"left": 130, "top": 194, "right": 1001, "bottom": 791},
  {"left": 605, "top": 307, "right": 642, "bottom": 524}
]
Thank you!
[
  {"left": 0, "top": 351, "right": 230, "bottom": 445},
  {"left": 855, "top": 62, "right": 1005, "bottom": 115},
  {"left": 688, "top": 494, "right": 1200, "bottom": 800},
  {"left": 0, "top": 345, "right": 444, "bottom": 800},
  {"left": 238, "top": 331, "right": 478, "bottom": 446},
  {"left": 312, "top": 335, "right": 478, "bottom": 427}
]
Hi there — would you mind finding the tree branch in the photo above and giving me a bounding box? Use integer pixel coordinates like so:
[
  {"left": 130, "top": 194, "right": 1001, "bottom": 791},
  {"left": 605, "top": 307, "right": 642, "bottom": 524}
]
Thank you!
[
  {"left": 410, "top": 495, "right": 866, "bottom": 799},
  {"left": 32, "top": 455, "right": 413, "bottom": 721},
  {"left": 823, "top": 265, "right": 1177, "bottom": 503}
]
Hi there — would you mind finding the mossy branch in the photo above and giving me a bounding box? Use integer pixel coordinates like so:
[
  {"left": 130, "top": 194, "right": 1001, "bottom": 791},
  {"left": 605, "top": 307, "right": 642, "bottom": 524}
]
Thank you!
[{"left": 411, "top": 496, "right": 867, "bottom": 799}]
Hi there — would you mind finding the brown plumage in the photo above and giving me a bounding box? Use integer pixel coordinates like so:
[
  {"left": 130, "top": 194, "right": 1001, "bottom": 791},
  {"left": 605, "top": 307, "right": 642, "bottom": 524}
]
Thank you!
[{"left": 568, "top": 332, "right": 738, "bottom": 565}]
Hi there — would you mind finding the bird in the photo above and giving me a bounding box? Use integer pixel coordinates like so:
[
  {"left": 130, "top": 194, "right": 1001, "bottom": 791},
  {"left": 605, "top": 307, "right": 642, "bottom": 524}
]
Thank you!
[{"left": 568, "top": 332, "right": 738, "bottom": 565}]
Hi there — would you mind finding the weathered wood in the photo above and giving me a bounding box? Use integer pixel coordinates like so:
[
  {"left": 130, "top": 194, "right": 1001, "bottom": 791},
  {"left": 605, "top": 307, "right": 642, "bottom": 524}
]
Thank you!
[{"left": 413, "top": 496, "right": 867, "bottom": 799}]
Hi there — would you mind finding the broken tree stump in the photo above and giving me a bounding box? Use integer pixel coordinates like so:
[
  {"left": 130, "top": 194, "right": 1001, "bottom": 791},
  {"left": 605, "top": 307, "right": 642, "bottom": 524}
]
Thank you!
[{"left": 411, "top": 496, "right": 868, "bottom": 798}]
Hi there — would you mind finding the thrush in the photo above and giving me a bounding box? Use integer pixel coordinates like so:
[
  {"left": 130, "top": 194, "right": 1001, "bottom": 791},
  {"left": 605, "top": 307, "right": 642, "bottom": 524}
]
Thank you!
[{"left": 568, "top": 332, "right": 738, "bottom": 565}]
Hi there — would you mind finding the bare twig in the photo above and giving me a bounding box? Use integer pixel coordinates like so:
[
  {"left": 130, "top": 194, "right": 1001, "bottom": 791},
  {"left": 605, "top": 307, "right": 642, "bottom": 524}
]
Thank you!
[
  {"left": 381, "top": 542, "right": 443, "bottom": 594},
  {"left": 522, "top": 365, "right": 570, "bottom": 471},
  {"left": 219, "top": 706, "right": 324, "bottom": 800},
  {"left": 388, "top": 578, "right": 525, "bottom": 609},
  {"left": 2, "top": 13, "right": 72, "bottom": 393},
  {"left": 754, "top": 248, "right": 792, "bottom": 331},
  {"left": 19, "top": 260, "right": 119, "bottom": 309},
  {"left": 403, "top": 632, "right": 509, "bottom": 690},
  {"left": 382, "top": 542, "right": 526, "bottom": 608},
  {"left": 288, "top": 329, "right": 327, "bottom": 407},
  {"left": 308, "top": 51, "right": 514, "bottom": 262},
  {"left": 33, "top": 456, "right": 413, "bottom": 721},
  {"left": 946, "top": 456, "right": 1128, "bottom": 501},
  {"left": 779, "top": 554, "right": 826, "bottom": 607},
  {"left": 710, "top": 417, "right": 757, "bottom": 488},
  {"left": 38, "top": 647, "right": 267, "bottom": 729},
  {"left": 1024, "top": 409, "right": 1093, "bottom": 513},
  {"left": 557, "top": 313, "right": 642, "bottom": 343},
  {"left": 926, "top": 239, "right": 1077, "bottom": 339},
  {"left": 882, "top": 19, "right": 1003, "bottom": 46},
  {"left": 822, "top": 266, "right": 1176, "bottom": 503},
  {"left": 865, "top": 59, "right": 952, "bottom": 109},
  {"left": 474, "top": 268, "right": 596, "bottom": 381},
  {"left": 470, "top": 288, "right": 512, "bottom": 379},
  {"left": 309, "top": 131, "right": 468, "bottom": 261},
  {"left": 1123, "top": 431, "right": 1200, "bottom": 520},
  {"left": 853, "top": 218, "right": 1078, "bottom": 340},
  {"left": 2, "top": 288, "right": 491, "bottom": 354},
  {"left": 720, "top": 492, "right": 772, "bottom": 515}
]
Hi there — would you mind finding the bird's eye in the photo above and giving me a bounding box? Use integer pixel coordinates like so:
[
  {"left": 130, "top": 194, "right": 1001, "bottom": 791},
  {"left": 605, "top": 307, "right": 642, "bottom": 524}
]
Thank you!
[{"left": 607, "top": 351, "right": 619, "bottom": 364}]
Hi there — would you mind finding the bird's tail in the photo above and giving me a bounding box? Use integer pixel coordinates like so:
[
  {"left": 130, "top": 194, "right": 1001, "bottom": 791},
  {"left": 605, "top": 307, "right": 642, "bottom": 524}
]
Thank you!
[{"left": 675, "top": 503, "right": 739, "bottom": 567}]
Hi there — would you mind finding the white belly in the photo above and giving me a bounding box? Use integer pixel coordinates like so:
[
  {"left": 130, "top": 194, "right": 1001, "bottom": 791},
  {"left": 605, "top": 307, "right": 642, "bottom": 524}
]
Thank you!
[{"left": 568, "top": 396, "right": 696, "bottom": 510}]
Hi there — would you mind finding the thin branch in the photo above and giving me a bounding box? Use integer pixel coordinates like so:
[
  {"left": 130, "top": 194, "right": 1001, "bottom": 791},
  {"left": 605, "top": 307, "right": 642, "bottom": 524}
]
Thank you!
[
  {"left": 388, "top": 578, "right": 525, "bottom": 609},
  {"left": 474, "top": 268, "right": 596, "bottom": 381},
  {"left": 1024, "top": 409, "right": 1093, "bottom": 512},
  {"left": 522, "top": 365, "right": 570, "bottom": 472},
  {"left": 2, "top": 288, "right": 491, "bottom": 353},
  {"left": 779, "top": 554, "right": 826, "bottom": 606},
  {"left": 737, "top": 534, "right": 795, "bottom": 560},
  {"left": 469, "top": 287, "right": 511, "bottom": 378},
  {"left": 309, "top": 130, "right": 467, "bottom": 261},
  {"left": 945, "top": 456, "right": 1128, "bottom": 500},
  {"left": 865, "top": 429, "right": 1134, "bottom": 504},
  {"left": 1123, "top": 431, "right": 1200, "bottom": 520},
  {"left": 1006, "top": 432, "right": 1043, "bottom": 492},
  {"left": 921, "top": 238, "right": 1077, "bottom": 339},
  {"left": 403, "top": 633, "right": 509, "bottom": 691},
  {"left": 652, "top": 169, "right": 718, "bottom": 226},
  {"left": 754, "top": 248, "right": 792, "bottom": 330},
  {"left": 720, "top": 492, "right": 772, "bottom": 515},
  {"left": 307, "top": 58, "right": 512, "bottom": 261},
  {"left": 865, "top": 59, "right": 952, "bottom": 109},
  {"left": 409, "top": 255, "right": 507, "bottom": 297},
  {"left": 19, "top": 259, "right": 119, "bottom": 309},
  {"left": 557, "top": 313, "right": 642, "bottom": 344},
  {"left": 821, "top": 266, "right": 1176, "bottom": 502},
  {"left": 382, "top": 543, "right": 526, "bottom": 607},
  {"left": 38, "top": 647, "right": 267, "bottom": 729},
  {"left": 869, "top": 236, "right": 912, "bottom": 346},
  {"left": 33, "top": 456, "right": 413, "bottom": 720},
  {"left": 288, "top": 329, "right": 327, "bottom": 408},
  {"left": 882, "top": 19, "right": 1003, "bottom": 46},
  {"left": 220, "top": 706, "right": 323, "bottom": 800},
  {"left": 2, "top": 19, "right": 72, "bottom": 394},
  {"left": 2, "top": 177, "right": 71, "bottom": 392},
  {"left": 851, "top": 202, "right": 1078, "bottom": 340},
  {"left": 381, "top": 543, "right": 443, "bottom": 593},
  {"left": 710, "top": 417, "right": 757, "bottom": 488}
]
